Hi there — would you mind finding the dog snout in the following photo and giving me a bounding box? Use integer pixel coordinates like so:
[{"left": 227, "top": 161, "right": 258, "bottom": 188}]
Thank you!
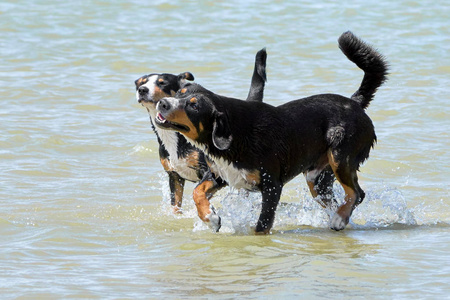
[
  {"left": 158, "top": 98, "right": 171, "bottom": 112},
  {"left": 138, "top": 86, "right": 149, "bottom": 95}
]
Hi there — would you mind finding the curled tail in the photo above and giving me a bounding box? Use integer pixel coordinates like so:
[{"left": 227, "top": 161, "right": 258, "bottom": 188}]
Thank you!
[
  {"left": 338, "top": 31, "right": 389, "bottom": 109},
  {"left": 246, "top": 48, "right": 267, "bottom": 102}
]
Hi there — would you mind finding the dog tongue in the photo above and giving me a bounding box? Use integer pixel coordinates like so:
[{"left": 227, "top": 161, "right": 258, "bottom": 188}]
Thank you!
[{"left": 156, "top": 113, "right": 166, "bottom": 123}]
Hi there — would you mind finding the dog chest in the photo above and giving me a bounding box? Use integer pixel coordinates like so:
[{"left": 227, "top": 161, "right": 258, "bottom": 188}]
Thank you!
[
  {"left": 192, "top": 143, "right": 259, "bottom": 190},
  {"left": 154, "top": 120, "right": 200, "bottom": 182},
  {"left": 211, "top": 157, "right": 259, "bottom": 190}
]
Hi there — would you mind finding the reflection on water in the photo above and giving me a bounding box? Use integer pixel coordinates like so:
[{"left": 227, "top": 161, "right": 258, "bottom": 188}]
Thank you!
[{"left": 1, "top": 0, "right": 449, "bottom": 298}]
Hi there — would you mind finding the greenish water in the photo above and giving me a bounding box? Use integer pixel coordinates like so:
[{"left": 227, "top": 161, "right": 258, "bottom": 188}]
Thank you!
[{"left": 1, "top": 0, "right": 449, "bottom": 298}]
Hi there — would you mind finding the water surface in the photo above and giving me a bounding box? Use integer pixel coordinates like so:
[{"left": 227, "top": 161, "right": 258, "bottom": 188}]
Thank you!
[{"left": 0, "top": 0, "right": 449, "bottom": 298}]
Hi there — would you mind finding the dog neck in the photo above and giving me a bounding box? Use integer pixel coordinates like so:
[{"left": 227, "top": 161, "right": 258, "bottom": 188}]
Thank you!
[{"left": 147, "top": 107, "right": 179, "bottom": 157}]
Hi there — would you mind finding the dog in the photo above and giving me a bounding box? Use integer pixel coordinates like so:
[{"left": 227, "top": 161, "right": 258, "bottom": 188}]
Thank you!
[
  {"left": 135, "top": 48, "right": 267, "bottom": 212},
  {"left": 154, "top": 31, "right": 388, "bottom": 233}
]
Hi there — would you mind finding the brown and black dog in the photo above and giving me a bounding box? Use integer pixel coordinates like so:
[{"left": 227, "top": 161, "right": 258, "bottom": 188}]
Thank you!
[
  {"left": 135, "top": 49, "right": 267, "bottom": 213},
  {"left": 154, "top": 31, "right": 388, "bottom": 233}
]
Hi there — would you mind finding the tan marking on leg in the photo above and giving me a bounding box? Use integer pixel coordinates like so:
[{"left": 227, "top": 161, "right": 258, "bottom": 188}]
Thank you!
[
  {"left": 304, "top": 152, "right": 331, "bottom": 207},
  {"left": 327, "top": 149, "right": 358, "bottom": 228},
  {"left": 245, "top": 169, "right": 260, "bottom": 186},
  {"left": 160, "top": 158, "right": 173, "bottom": 172},
  {"left": 327, "top": 150, "right": 339, "bottom": 170},
  {"left": 172, "top": 180, "right": 184, "bottom": 214},
  {"left": 306, "top": 178, "right": 319, "bottom": 198},
  {"left": 193, "top": 180, "right": 215, "bottom": 222},
  {"left": 336, "top": 183, "right": 358, "bottom": 222}
]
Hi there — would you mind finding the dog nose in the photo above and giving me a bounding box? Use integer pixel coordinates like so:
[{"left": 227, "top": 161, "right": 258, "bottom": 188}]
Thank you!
[
  {"left": 138, "top": 86, "right": 149, "bottom": 95},
  {"left": 158, "top": 98, "right": 171, "bottom": 112}
]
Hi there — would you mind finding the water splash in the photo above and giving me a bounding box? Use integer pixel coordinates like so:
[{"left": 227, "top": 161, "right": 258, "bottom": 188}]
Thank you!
[
  {"left": 157, "top": 173, "right": 199, "bottom": 221},
  {"left": 127, "top": 142, "right": 154, "bottom": 157},
  {"left": 349, "top": 184, "right": 417, "bottom": 229},
  {"left": 207, "top": 186, "right": 445, "bottom": 233},
  {"left": 218, "top": 189, "right": 262, "bottom": 234},
  {"left": 153, "top": 173, "right": 447, "bottom": 234}
]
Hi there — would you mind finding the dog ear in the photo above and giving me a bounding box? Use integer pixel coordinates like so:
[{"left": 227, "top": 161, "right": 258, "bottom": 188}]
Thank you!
[
  {"left": 212, "top": 111, "right": 232, "bottom": 150},
  {"left": 178, "top": 72, "right": 195, "bottom": 82}
]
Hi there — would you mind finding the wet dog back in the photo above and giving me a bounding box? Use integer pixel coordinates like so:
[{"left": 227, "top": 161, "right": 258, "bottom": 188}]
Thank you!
[{"left": 155, "top": 32, "right": 388, "bottom": 232}]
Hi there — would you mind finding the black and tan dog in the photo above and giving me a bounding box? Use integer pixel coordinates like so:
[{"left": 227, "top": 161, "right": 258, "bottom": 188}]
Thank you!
[
  {"left": 155, "top": 31, "right": 388, "bottom": 233},
  {"left": 135, "top": 49, "right": 267, "bottom": 212}
]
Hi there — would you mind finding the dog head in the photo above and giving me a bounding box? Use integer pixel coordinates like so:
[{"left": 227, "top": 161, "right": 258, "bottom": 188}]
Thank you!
[
  {"left": 155, "top": 83, "right": 232, "bottom": 150},
  {"left": 135, "top": 72, "right": 194, "bottom": 111}
]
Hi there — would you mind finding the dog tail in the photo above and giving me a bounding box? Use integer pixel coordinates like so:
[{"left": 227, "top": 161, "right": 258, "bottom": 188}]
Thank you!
[
  {"left": 246, "top": 48, "right": 267, "bottom": 102},
  {"left": 338, "top": 31, "right": 388, "bottom": 109}
]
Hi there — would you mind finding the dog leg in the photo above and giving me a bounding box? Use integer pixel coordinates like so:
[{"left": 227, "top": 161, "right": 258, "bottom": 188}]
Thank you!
[
  {"left": 316, "top": 167, "right": 338, "bottom": 209},
  {"left": 327, "top": 151, "right": 361, "bottom": 231},
  {"left": 193, "top": 171, "right": 225, "bottom": 232},
  {"left": 255, "top": 182, "right": 282, "bottom": 234},
  {"left": 168, "top": 172, "right": 185, "bottom": 213},
  {"left": 305, "top": 164, "right": 338, "bottom": 210}
]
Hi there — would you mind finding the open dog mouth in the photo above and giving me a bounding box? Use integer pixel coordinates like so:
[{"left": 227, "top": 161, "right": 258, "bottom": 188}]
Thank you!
[{"left": 155, "top": 113, "right": 190, "bottom": 132}]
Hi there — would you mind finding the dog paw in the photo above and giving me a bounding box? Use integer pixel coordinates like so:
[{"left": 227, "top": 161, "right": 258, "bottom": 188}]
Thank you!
[
  {"left": 172, "top": 205, "right": 183, "bottom": 214},
  {"left": 330, "top": 213, "right": 349, "bottom": 231},
  {"left": 205, "top": 206, "right": 221, "bottom": 232}
]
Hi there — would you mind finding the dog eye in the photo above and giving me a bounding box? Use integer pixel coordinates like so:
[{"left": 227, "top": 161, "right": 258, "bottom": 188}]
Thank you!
[{"left": 190, "top": 102, "right": 199, "bottom": 111}]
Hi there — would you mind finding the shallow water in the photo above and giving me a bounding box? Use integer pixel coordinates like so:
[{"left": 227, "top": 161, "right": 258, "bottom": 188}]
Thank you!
[{"left": 1, "top": 0, "right": 449, "bottom": 298}]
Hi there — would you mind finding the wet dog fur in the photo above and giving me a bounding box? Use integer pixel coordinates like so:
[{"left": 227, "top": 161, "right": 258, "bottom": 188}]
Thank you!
[
  {"left": 155, "top": 31, "right": 388, "bottom": 233},
  {"left": 135, "top": 49, "right": 267, "bottom": 212}
]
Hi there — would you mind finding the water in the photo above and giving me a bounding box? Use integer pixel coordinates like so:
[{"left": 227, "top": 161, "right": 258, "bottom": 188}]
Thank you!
[{"left": 1, "top": 0, "right": 449, "bottom": 298}]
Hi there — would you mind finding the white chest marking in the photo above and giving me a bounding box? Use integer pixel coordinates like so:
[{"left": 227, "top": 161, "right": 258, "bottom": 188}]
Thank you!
[
  {"left": 149, "top": 111, "right": 200, "bottom": 182},
  {"left": 188, "top": 139, "right": 257, "bottom": 190},
  {"left": 136, "top": 76, "right": 200, "bottom": 181}
]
